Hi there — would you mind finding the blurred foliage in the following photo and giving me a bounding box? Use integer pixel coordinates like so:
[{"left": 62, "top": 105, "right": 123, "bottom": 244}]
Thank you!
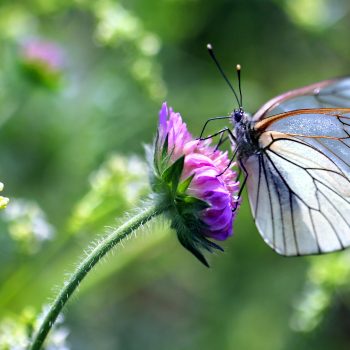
[
  {"left": 1, "top": 0, "right": 350, "bottom": 349},
  {"left": 68, "top": 154, "right": 148, "bottom": 234},
  {"left": 291, "top": 252, "right": 350, "bottom": 333}
]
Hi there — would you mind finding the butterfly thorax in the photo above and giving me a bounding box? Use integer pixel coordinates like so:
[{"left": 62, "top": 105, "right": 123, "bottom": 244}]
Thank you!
[{"left": 232, "top": 109, "right": 261, "bottom": 160}]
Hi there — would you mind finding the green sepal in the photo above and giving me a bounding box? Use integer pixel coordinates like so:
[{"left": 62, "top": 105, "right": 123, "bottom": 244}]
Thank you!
[
  {"left": 153, "top": 131, "right": 161, "bottom": 175},
  {"left": 171, "top": 214, "right": 209, "bottom": 267},
  {"left": 170, "top": 211, "right": 224, "bottom": 268},
  {"left": 153, "top": 132, "right": 170, "bottom": 176},
  {"left": 177, "top": 174, "right": 194, "bottom": 194},
  {"left": 177, "top": 230, "right": 209, "bottom": 267},
  {"left": 176, "top": 195, "right": 210, "bottom": 215},
  {"left": 161, "top": 155, "right": 185, "bottom": 195},
  {"left": 161, "top": 134, "right": 169, "bottom": 162}
]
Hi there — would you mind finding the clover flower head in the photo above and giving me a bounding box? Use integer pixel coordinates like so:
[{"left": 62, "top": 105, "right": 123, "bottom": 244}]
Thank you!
[
  {"left": 23, "top": 39, "right": 65, "bottom": 70},
  {"left": 152, "top": 103, "right": 240, "bottom": 266},
  {"left": 20, "top": 38, "right": 65, "bottom": 89}
]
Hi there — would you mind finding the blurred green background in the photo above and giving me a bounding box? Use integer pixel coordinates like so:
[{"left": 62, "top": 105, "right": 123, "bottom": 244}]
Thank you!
[{"left": 1, "top": 0, "right": 350, "bottom": 349}]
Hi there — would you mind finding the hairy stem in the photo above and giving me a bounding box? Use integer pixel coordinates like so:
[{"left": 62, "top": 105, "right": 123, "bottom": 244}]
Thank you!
[{"left": 30, "top": 203, "right": 165, "bottom": 350}]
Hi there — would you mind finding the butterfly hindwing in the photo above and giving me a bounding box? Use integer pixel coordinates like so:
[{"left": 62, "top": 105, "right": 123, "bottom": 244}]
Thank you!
[{"left": 244, "top": 129, "right": 350, "bottom": 256}]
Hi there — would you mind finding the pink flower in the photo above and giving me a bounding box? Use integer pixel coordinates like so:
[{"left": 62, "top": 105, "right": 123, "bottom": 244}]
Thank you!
[
  {"left": 153, "top": 103, "right": 240, "bottom": 265},
  {"left": 22, "top": 39, "right": 65, "bottom": 71},
  {"left": 19, "top": 38, "right": 65, "bottom": 89}
]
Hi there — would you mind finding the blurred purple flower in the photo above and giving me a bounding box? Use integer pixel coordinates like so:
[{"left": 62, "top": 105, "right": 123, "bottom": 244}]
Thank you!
[
  {"left": 20, "top": 38, "right": 65, "bottom": 89},
  {"left": 22, "top": 39, "right": 65, "bottom": 71},
  {"left": 153, "top": 103, "right": 240, "bottom": 265}
]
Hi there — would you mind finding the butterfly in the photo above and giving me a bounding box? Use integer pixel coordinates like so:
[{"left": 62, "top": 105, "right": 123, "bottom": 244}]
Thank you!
[{"left": 200, "top": 44, "right": 350, "bottom": 256}]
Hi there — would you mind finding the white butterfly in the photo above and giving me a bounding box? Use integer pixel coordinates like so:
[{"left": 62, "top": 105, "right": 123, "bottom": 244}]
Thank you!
[{"left": 202, "top": 45, "right": 350, "bottom": 256}]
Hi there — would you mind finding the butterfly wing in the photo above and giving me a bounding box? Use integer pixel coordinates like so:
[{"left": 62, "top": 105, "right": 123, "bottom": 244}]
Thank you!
[
  {"left": 253, "top": 76, "right": 350, "bottom": 122},
  {"left": 243, "top": 108, "right": 350, "bottom": 256}
]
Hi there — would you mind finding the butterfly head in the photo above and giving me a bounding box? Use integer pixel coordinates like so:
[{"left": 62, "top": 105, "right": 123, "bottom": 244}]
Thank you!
[{"left": 233, "top": 107, "right": 244, "bottom": 123}]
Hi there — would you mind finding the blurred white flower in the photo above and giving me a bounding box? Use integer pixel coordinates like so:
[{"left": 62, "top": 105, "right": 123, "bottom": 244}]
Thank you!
[
  {"left": 2, "top": 198, "right": 55, "bottom": 254},
  {"left": 0, "top": 306, "right": 70, "bottom": 350},
  {"left": 0, "top": 182, "right": 9, "bottom": 209},
  {"left": 92, "top": 1, "right": 165, "bottom": 100}
]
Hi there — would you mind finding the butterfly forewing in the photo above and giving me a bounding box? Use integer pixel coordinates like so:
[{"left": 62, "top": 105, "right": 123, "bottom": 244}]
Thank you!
[
  {"left": 253, "top": 77, "right": 350, "bottom": 121},
  {"left": 243, "top": 77, "right": 350, "bottom": 256},
  {"left": 255, "top": 109, "right": 350, "bottom": 176}
]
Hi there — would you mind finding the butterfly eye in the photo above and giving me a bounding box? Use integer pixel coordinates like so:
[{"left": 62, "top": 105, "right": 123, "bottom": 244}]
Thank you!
[{"left": 234, "top": 109, "right": 243, "bottom": 122}]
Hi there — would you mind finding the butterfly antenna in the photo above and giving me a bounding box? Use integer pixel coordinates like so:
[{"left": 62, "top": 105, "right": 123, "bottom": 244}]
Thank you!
[
  {"left": 207, "top": 43, "right": 240, "bottom": 107},
  {"left": 236, "top": 64, "right": 243, "bottom": 107}
]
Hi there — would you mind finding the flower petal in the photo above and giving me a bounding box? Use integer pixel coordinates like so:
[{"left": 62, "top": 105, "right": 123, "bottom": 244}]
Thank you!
[{"left": 159, "top": 102, "right": 168, "bottom": 134}]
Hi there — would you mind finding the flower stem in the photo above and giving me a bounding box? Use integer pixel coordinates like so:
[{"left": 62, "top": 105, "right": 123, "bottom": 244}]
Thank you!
[{"left": 30, "top": 203, "right": 166, "bottom": 350}]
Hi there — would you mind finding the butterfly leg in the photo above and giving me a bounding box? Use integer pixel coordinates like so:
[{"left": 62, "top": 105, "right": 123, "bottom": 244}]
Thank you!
[
  {"left": 236, "top": 167, "right": 242, "bottom": 182},
  {"left": 198, "top": 127, "right": 236, "bottom": 142},
  {"left": 198, "top": 116, "right": 232, "bottom": 140},
  {"left": 232, "top": 161, "right": 248, "bottom": 213},
  {"left": 214, "top": 134, "right": 229, "bottom": 152},
  {"left": 217, "top": 146, "right": 239, "bottom": 177}
]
